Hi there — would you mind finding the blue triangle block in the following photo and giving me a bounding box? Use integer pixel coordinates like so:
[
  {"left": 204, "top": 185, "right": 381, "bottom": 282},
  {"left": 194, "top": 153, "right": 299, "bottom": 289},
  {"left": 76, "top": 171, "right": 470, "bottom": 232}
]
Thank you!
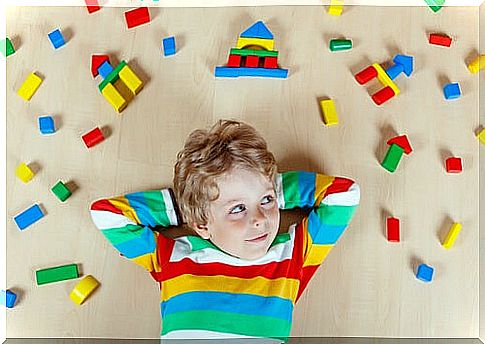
[{"left": 240, "top": 21, "right": 274, "bottom": 39}]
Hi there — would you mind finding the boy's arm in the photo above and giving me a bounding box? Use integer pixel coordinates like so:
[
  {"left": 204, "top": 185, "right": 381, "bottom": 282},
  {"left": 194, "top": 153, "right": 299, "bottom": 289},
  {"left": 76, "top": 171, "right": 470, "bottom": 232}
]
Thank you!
[
  {"left": 90, "top": 189, "right": 181, "bottom": 273},
  {"left": 275, "top": 171, "right": 360, "bottom": 290}
]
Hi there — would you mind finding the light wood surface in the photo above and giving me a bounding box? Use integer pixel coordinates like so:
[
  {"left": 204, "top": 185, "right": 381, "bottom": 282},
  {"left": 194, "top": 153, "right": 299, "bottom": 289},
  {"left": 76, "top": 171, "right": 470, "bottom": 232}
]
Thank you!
[{"left": 6, "top": 5, "right": 481, "bottom": 339}]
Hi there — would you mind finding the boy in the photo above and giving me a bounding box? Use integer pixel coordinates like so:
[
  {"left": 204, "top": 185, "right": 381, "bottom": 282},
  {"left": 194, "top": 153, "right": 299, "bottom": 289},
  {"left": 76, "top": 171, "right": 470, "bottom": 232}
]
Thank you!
[{"left": 90, "top": 120, "right": 360, "bottom": 342}]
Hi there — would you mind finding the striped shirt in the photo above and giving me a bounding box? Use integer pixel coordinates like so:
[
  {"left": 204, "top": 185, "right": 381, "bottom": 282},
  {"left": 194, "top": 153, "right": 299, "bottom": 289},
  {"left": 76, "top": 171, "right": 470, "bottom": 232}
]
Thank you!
[{"left": 90, "top": 171, "right": 360, "bottom": 342}]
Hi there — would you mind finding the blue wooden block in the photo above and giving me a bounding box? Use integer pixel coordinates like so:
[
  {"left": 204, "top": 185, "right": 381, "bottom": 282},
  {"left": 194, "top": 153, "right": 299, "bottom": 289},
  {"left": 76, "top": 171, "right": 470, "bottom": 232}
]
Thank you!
[
  {"left": 14, "top": 204, "right": 44, "bottom": 230},
  {"left": 215, "top": 67, "right": 288, "bottom": 79},
  {"left": 416, "top": 264, "right": 434, "bottom": 282},
  {"left": 386, "top": 64, "right": 404, "bottom": 80},
  {"left": 240, "top": 21, "right": 274, "bottom": 39},
  {"left": 393, "top": 54, "right": 414, "bottom": 77},
  {"left": 38, "top": 116, "right": 55, "bottom": 134},
  {"left": 1, "top": 290, "right": 17, "bottom": 308},
  {"left": 98, "top": 61, "right": 114, "bottom": 79},
  {"left": 47, "top": 29, "right": 65, "bottom": 49},
  {"left": 162, "top": 36, "right": 176, "bottom": 56},
  {"left": 443, "top": 83, "right": 461, "bottom": 100}
]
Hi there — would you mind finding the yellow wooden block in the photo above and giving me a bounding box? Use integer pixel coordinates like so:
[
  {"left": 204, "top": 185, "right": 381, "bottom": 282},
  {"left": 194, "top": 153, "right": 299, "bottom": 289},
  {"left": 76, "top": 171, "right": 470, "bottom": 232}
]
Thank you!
[
  {"left": 468, "top": 55, "right": 485, "bottom": 74},
  {"left": 236, "top": 37, "right": 274, "bottom": 51},
  {"left": 328, "top": 0, "right": 343, "bottom": 16},
  {"left": 69, "top": 275, "right": 100, "bottom": 305},
  {"left": 119, "top": 65, "right": 143, "bottom": 95},
  {"left": 15, "top": 162, "right": 34, "bottom": 183},
  {"left": 17, "top": 72, "right": 42, "bottom": 101},
  {"left": 373, "top": 63, "right": 400, "bottom": 96},
  {"left": 442, "top": 222, "right": 462, "bottom": 249},
  {"left": 320, "top": 99, "right": 339, "bottom": 126},
  {"left": 101, "top": 83, "right": 127, "bottom": 113},
  {"left": 477, "top": 129, "right": 485, "bottom": 145}
]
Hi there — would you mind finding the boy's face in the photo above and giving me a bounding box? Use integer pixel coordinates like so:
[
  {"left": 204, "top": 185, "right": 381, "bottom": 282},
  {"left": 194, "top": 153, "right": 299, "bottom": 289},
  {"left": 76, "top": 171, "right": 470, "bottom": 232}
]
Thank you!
[{"left": 194, "top": 168, "right": 280, "bottom": 260}]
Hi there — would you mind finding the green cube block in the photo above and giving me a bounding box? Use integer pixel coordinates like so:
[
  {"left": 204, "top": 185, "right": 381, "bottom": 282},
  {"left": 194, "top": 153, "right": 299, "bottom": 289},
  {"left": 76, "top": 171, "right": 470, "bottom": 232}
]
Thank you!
[
  {"left": 1, "top": 38, "right": 15, "bottom": 57},
  {"left": 381, "top": 144, "right": 404, "bottom": 173},
  {"left": 51, "top": 181, "right": 72, "bottom": 202},
  {"left": 36, "top": 264, "right": 79, "bottom": 285},
  {"left": 329, "top": 39, "right": 353, "bottom": 52}
]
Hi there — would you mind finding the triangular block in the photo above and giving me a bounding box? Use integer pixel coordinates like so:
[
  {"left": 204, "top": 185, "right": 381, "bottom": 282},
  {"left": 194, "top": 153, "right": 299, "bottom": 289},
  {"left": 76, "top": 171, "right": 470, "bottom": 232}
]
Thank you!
[
  {"left": 387, "top": 135, "right": 413, "bottom": 154},
  {"left": 91, "top": 54, "right": 110, "bottom": 77},
  {"left": 240, "top": 21, "right": 274, "bottom": 40}
]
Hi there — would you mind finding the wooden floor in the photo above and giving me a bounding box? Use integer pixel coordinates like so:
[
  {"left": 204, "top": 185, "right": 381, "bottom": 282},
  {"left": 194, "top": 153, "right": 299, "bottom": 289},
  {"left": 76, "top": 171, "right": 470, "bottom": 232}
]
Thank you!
[{"left": 5, "top": 4, "right": 482, "bottom": 339}]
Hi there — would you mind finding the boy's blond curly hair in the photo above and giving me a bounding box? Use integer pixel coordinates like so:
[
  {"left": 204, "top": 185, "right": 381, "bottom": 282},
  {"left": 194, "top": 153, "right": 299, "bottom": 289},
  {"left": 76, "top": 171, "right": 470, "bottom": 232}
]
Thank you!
[{"left": 173, "top": 120, "right": 277, "bottom": 227}]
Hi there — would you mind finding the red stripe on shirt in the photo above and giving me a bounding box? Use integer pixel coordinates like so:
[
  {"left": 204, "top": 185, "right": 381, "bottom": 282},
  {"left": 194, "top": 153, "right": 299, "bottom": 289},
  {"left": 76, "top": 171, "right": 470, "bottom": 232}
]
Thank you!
[{"left": 90, "top": 199, "right": 124, "bottom": 215}]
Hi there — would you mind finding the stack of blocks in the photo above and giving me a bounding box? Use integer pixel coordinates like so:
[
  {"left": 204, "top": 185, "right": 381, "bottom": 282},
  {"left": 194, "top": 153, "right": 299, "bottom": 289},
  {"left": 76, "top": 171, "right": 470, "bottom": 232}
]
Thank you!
[
  {"left": 215, "top": 21, "right": 288, "bottom": 79},
  {"left": 381, "top": 135, "right": 413, "bottom": 173},
  {"left": 92, "top": 56, "right": 143, "bottom": 112}
]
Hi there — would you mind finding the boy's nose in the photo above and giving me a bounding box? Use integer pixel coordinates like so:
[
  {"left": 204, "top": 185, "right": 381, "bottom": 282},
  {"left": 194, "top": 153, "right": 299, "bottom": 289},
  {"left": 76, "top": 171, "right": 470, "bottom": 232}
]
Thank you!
[{"left": 251, "top": 208, "right": 266, "bottom": 227}]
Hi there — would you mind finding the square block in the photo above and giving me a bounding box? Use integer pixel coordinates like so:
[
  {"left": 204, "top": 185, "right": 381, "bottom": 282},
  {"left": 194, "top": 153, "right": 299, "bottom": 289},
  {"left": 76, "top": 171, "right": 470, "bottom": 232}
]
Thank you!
[
  {"left": 245, "top": 55, "right": 259, "bottom": 68},
  {"left": 416, "top": 264, "right": 434, "bottom": 282},
  {"left": 98, "top": 61, "right": 114, "bottom": 79},
  {"left": 445, "top": 157, "right": 462, "bottom": 173},
  {"left": 51, "top": 181, "right": 72, "bottom": 202},
  {"left": 15, "top": 162, "right": 34, "bottom": 183},
  {"left": 162, "top": 36, "right": 176, "bottom": 56},
  {"left": 227, "top": 54, "right": 242, "bottom": 67},
  {"left": 443, "top": 83, "right": 461, "bottom": 100},
  {"left": 264, "top": 56, "right": 278, "bottom": 69},
  {"left": 48, "top": 29, "right": 65, "bottom": 49},
  {"left": 38, "top": 116, "right": 55, "bottom": 134},
  {"left": 1, "top": 290, "right": 17, "bottom": 308}
]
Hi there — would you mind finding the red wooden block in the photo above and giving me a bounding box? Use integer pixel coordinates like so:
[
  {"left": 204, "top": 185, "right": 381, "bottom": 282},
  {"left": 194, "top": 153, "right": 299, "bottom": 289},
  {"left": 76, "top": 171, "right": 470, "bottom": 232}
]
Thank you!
[
  {"left": 124, "top": 7, "right": 150, "bottom": 29},
  {"left": 264, "top": 56, "right": 278, "bottom": 69},
  {"left": 387, "top": 217, "right": 400, "bottom": 242},
  {"left": 85, "top": 0, "right": 101, "bottom": 13},
  {"left": 91, "top": 54, "right": 110, "bottom": 77},
  {"left": 82, "top": 127, "right": 105, "bottom": 148},
  {"left": 355, "top": 65, "right": 378, "bottom": 85},
  {"left": 445, "top": 157, "right": 462, "bottom": 173},
  {"left": 227, "top": 54, "right": 242, "bottom": 67},
  {"left": 387, "top": 135, "right": 413, "bottom": 155},
  {"left": 245, "top": 55, "right": 259, "bottom": 68},
  {"left": 371, "top": 86, "right": 395, "bottom": 105},
  {"left": 429, "top": 34, "right": 452, "bottom": 47}
]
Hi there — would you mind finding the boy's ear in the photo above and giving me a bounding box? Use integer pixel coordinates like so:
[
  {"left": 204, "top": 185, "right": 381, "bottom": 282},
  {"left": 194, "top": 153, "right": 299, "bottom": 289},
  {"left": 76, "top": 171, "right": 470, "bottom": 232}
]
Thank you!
[{"left": 192, "top": 223, "right": 211, "bottom": 239}]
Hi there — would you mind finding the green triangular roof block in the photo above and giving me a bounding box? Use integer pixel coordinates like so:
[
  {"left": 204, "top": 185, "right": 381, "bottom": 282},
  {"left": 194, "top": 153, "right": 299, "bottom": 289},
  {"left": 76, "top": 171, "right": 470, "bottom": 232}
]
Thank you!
[
  {"left": 240, "top": 21, "right": 274, "bottom": 40},
  {"left": 1, "top": 38, "right": 15, "bottom": 57}
]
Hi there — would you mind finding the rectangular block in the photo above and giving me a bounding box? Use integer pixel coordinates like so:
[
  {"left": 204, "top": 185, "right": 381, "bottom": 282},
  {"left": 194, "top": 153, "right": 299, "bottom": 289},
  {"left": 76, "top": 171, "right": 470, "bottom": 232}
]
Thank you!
[
  {"left": 47, "top": 29, "right": 65, "bottom": 49},
  {"left": 38, "top": 116, "right": 56, "bottom": 134},
  {"left": 229, "top": 48, "right": 278, "bottom": 58},
  {"left": 14, "top": 204, "right": 44, "bottom": 230},
  {"left": 387, "top": 217, "right": 400, "bottom": 242},
  {"left": 119, "top": 65, "right": 143, "bottom": 94},
  {"left": 381, "top": 144, "right": 404, "bottom": 173},
  {"left": 124, "top": 7, "right": 150, "bottom": 29},
  {"left": 329, "top": 39, "right": 352, "bottom": 52},
  {"left": 468, "top": 55, "right": 485, "bottom": 74},
  {"left": 227, "top": 54, "right": 242, "bottom": 67},
  {"left": 320, "top": 99, "right": 339, "bottom": 126},
  {"left": 85, "top": 0, "right": 100, "bottom": 13},
  {"left": 373, "top": 63, "right": 400, "bottom": 96},
  {"left": 245, "top": 55, "right": 259, "bottom": 68},
  {"left": 17, "top": 72, "right": 43, "bottom": 101},
  {"left": 328, "top": 0, "right": 344, "bottom": 16},
  {"left": 15, "top": 162, "right": 34, "bottom": 183},
  {"left": 442, "top": 222, "right": 462, "bottom": 249},
  {"left": 82, "top": 127, "right": 105, "bottom": 148},
  {"left": 264, "top": 56, "right": 278, "bottom": 69},
  {"left": 478, "top": 129, "right": 485, "bottom": 145},
  {"left": 36, "top": 264, "right": 79, "bottom": 285},
  {"left": 162, "top": 36, "right": 176, "bottom": 56},
  {"left": 214, "top": 67, "right": 288, "bottom": 79},
  {"left": 101, "top": 83, "right": 127, "bottom": 112},
  {"left": 429, "top": 33, "right": 452, "bottom": 47}
]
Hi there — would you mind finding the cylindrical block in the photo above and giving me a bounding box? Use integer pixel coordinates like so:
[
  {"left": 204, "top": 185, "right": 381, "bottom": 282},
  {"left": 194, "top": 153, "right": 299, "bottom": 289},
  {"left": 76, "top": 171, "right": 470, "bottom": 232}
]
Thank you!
[
  {"left": 355, "top": 66, "right": 377, "bottom": 85},
  {"left": 329, "top": 39, "right": 352, "bottom": 52},
  {"left": 372, "top": 86, "right": 395, "bottom": 105}
]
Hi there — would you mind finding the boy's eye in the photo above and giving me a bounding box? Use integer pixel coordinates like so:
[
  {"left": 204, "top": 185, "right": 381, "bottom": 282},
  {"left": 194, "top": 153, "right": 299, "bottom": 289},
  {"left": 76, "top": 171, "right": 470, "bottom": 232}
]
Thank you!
[
  {"left": 229, "top": 204, "right": 246, "bottom": 214},
  {"left": 261, "top": 195, "right": 274, "bottom": 205}
]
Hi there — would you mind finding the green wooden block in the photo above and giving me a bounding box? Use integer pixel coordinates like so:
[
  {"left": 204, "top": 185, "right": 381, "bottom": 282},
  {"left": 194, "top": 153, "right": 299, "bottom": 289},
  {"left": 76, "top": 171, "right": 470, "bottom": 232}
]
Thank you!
[
  {"left": 381, "top": 144, "right": 404, "bottom": 173},
  {"left": 36, "top": 264, "right": 79, "bottom": 285},
  {"left": 329, "top": 39, "right": 352, "bottom": 52},
  {"left": 1, "top": 38, "right": 15, "bottom": 57},
  {"left": 51, "top": 181, "right": 72, "bottom": 202},
  {"left": 229, "top": 48, "right": 278, "bottom": 58},
  {"left": 98, "top": 60, "right": 127, "bottom": 92},
  {"left": 424, "top": 0, "right": 444, "bottom": 12}
]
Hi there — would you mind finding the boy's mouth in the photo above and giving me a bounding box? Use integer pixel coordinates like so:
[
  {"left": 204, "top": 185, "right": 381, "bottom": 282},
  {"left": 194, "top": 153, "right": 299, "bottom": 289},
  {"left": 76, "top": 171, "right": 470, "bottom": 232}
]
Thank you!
[{"left": 245, "top": 233, "right": 269, "bottom": 243}]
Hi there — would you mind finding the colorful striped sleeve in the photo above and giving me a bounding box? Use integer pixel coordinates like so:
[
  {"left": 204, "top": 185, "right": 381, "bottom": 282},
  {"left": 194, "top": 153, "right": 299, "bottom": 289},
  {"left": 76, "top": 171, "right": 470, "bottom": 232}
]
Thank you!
[
  {"left": 275, "top": 171, "right": 360, "bottom": 295},
  {"left": 90, "top": 189, "right": 181, "bottom": 273}
]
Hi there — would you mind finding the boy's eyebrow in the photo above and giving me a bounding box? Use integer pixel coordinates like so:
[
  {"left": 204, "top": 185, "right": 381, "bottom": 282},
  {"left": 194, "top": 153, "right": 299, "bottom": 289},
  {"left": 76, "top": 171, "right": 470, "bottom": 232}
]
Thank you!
[{"left": 221, "top": 188, "right": 275, "bottom": 206}]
